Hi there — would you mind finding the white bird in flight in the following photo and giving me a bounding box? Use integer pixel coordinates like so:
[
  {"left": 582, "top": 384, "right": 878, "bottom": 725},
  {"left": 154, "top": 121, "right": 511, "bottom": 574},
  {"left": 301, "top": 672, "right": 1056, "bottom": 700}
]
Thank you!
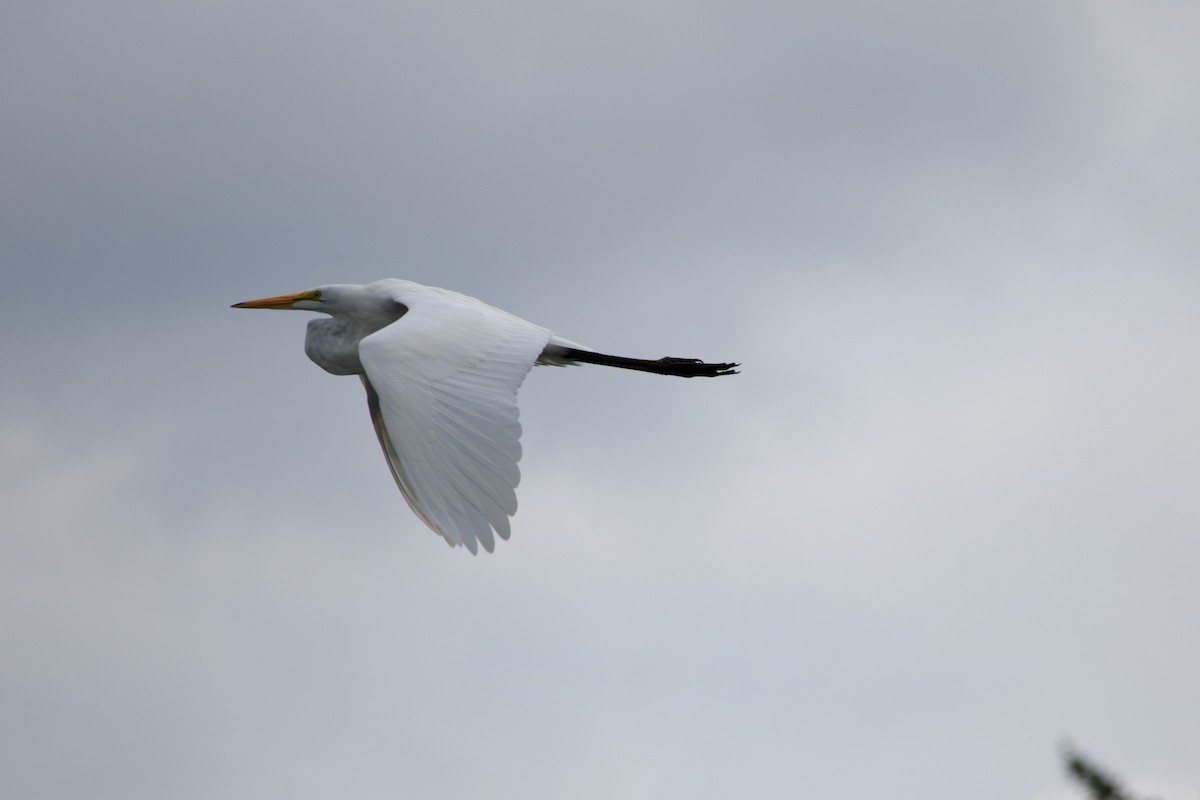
[{"left": 233, "top": 279, "right": 738, "bottom": 553}]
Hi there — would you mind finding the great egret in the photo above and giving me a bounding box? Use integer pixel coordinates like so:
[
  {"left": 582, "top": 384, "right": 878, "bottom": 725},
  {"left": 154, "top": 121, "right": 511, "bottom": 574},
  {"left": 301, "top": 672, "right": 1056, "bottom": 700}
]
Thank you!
[{"left": 233, "top": 279, "right": 738, "bottom": 553}]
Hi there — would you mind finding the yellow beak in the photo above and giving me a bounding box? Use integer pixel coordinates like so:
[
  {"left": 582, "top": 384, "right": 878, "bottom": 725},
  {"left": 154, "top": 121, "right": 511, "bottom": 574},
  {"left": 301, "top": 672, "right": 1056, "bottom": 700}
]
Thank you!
[{"left": 231, "top": 290, "right": 318, "bottom": 309}]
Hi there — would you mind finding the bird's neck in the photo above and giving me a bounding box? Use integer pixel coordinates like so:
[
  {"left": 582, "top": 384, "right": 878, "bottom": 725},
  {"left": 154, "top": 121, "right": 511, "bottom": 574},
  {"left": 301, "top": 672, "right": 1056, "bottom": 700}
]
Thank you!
[{"left": 304, "top": 317, "right": 366, "bottom": 375}]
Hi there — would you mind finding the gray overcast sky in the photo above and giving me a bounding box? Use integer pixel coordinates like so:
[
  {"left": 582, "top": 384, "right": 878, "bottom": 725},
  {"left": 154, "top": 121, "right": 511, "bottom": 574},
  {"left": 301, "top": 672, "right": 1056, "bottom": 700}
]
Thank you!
[{"left": 2, "top": 1, "right": 1198, "bottom": 798}]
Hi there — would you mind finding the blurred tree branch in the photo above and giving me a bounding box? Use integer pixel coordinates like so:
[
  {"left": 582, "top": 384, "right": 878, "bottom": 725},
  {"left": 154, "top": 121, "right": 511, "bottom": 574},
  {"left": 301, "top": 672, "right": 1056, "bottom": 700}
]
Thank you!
[{"left": 1061, "top": 741, "right": 1157, "bottom": 800}]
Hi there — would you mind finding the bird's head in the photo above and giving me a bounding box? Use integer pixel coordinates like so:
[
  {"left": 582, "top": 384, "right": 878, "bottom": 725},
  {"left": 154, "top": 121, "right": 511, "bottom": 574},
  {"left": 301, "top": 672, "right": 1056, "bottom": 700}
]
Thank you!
[
  {"left": 231, "top": 287, "right": 330, "bottom": 312},
  {"left": 232, "top": 284, "right": 379, "bottom": 315}
]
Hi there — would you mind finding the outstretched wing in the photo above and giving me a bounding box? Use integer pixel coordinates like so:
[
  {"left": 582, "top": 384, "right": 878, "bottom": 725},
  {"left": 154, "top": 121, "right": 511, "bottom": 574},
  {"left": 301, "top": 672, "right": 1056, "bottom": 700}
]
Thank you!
[{"left": 357, "top": 284, "right": 552, "bottom": 553}]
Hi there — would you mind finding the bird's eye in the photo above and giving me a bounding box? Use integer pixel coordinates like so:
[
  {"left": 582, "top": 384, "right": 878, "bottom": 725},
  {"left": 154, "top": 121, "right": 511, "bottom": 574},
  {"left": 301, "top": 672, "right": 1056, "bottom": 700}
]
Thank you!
[{"left": 312, "top": 291, "right": 322, "bottom": 299}]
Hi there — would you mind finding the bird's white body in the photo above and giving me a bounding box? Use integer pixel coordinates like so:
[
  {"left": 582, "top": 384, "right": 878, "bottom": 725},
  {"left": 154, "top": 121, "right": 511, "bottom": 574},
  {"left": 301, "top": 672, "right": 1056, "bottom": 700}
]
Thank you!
[
  {"left": 301, "top": 281, "right": 579, "bottom": 376},
  {"left": 233, "top": 279, "right": 736, "bottom": 554}
]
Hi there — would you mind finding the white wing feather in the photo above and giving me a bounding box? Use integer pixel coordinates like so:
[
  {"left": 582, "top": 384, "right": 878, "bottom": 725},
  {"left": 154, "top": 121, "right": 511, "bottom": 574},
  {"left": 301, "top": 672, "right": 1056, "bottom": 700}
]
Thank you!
[{"left": 357, "top": 283, "right": 551, "bottom": 553}]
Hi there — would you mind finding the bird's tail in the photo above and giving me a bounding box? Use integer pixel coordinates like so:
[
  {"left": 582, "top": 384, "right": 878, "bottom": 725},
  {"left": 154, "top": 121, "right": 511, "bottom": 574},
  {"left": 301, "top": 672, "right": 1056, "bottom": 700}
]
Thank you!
[{"left": 549, "top": 346, "right": 739, "bottom": 378}]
